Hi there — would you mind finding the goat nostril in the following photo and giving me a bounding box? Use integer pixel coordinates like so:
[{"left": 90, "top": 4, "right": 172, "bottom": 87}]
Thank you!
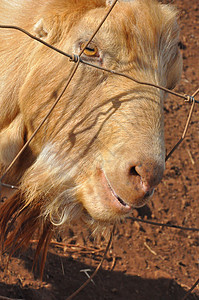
[{"left": 129, "top": 166, "right": 139, "bottom": 176}]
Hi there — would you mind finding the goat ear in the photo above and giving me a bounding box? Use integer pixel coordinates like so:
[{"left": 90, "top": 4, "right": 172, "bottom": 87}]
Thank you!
[
  {"left": 0, "top": 114, "right": 25, "bottom": 166},
  {"left": 33, "top": 18, "right": 48, "bottom": 39}
]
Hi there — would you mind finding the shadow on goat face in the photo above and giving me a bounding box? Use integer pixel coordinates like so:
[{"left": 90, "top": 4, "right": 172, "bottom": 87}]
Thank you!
[{"left": 0, "top": 0, "right": 182, "bottom": 228}]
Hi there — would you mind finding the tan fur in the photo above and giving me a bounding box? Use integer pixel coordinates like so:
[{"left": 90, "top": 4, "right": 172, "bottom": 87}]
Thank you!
[
  {"left": 0, "top": 114, "right": 25, "bottom": 165},
  {"left": 0, "top": 0, "right": 182, "bottom": 272}
]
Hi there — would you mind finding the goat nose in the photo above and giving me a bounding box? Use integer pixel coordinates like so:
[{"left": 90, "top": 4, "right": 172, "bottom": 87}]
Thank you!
[
  {"left": 128, "top": 160, "right": 165, "bottom": 191},
  {"left": 102, "top": 155, "right": 165, "bottom": 209}
]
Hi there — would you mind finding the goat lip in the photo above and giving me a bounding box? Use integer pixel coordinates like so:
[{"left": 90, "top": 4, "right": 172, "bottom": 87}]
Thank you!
[{"left": 101, "top": 170, "right": 131, "bottom": 213}]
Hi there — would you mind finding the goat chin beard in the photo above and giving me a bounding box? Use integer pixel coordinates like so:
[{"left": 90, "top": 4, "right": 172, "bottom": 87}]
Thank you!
[
  {"left": 40, "top": 189, "right": 118, "bottom": 237},
  {"left": 17, "top": 144, "right": 116, "bottom": 234},
  {"left": 20, "top": 179, "right": 116, "bottom": 237}
]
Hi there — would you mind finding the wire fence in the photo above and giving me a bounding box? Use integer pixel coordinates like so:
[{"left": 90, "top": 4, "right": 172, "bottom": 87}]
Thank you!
[{"left": 0, "top": 0, "right": 198, "bottom": 299}]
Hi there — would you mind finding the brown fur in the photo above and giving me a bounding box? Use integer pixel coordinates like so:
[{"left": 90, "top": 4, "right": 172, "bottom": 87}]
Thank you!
[{"left": 0, "top": 0, "right": 182, "bottom": 273}]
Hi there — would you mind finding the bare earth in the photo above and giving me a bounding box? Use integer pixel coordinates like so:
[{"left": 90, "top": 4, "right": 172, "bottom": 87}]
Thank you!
[{"left": 0, "top": 0, "right": 198, "bottom": 299}]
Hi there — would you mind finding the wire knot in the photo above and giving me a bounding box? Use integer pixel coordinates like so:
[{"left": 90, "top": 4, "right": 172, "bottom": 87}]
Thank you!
[
  {"left": 70, "top": 54, "right": 80, "bottom": 63},
  {"left": 184, "top": 95, "right": 195, "bottom": 103}
]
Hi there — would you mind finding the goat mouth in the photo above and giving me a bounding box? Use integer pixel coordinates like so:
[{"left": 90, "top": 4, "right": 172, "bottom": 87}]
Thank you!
[
  {"left": 108, "top": 181, "right": 129, "bottom": 207},
  {"left": 102, "top": 170, "right": 131, "bottom": 212},
  {"left": 101, "top": 170, "right": 154, "bottom": 212}
]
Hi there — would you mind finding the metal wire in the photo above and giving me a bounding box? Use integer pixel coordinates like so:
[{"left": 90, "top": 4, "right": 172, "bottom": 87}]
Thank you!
[
  {"left": 127, "top": 216, "right": 199, "bottom": 232},
  {"left": 0, "top": 0, "right": 198, "bottom": 298},
  {"left": 0, "top": 24, "right": 198, "bottom": 188},
  {"left": 0, "top": 24, "right": 198, "bottom": 105}
]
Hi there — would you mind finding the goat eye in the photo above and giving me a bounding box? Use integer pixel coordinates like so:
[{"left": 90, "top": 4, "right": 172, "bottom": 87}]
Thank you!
[{"left": 80, "top": 42, "right": 99, "bottom": 57}]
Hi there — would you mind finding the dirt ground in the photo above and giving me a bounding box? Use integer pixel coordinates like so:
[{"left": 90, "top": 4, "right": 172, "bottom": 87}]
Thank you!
[{"left": 0, "top": 0, "right": 198, "bottom": 299}]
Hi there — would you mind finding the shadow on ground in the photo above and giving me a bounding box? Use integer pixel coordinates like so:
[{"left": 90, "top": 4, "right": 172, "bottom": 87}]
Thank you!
[{"left": 0, "top": 250, "right": 198, "bottom": 300}]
